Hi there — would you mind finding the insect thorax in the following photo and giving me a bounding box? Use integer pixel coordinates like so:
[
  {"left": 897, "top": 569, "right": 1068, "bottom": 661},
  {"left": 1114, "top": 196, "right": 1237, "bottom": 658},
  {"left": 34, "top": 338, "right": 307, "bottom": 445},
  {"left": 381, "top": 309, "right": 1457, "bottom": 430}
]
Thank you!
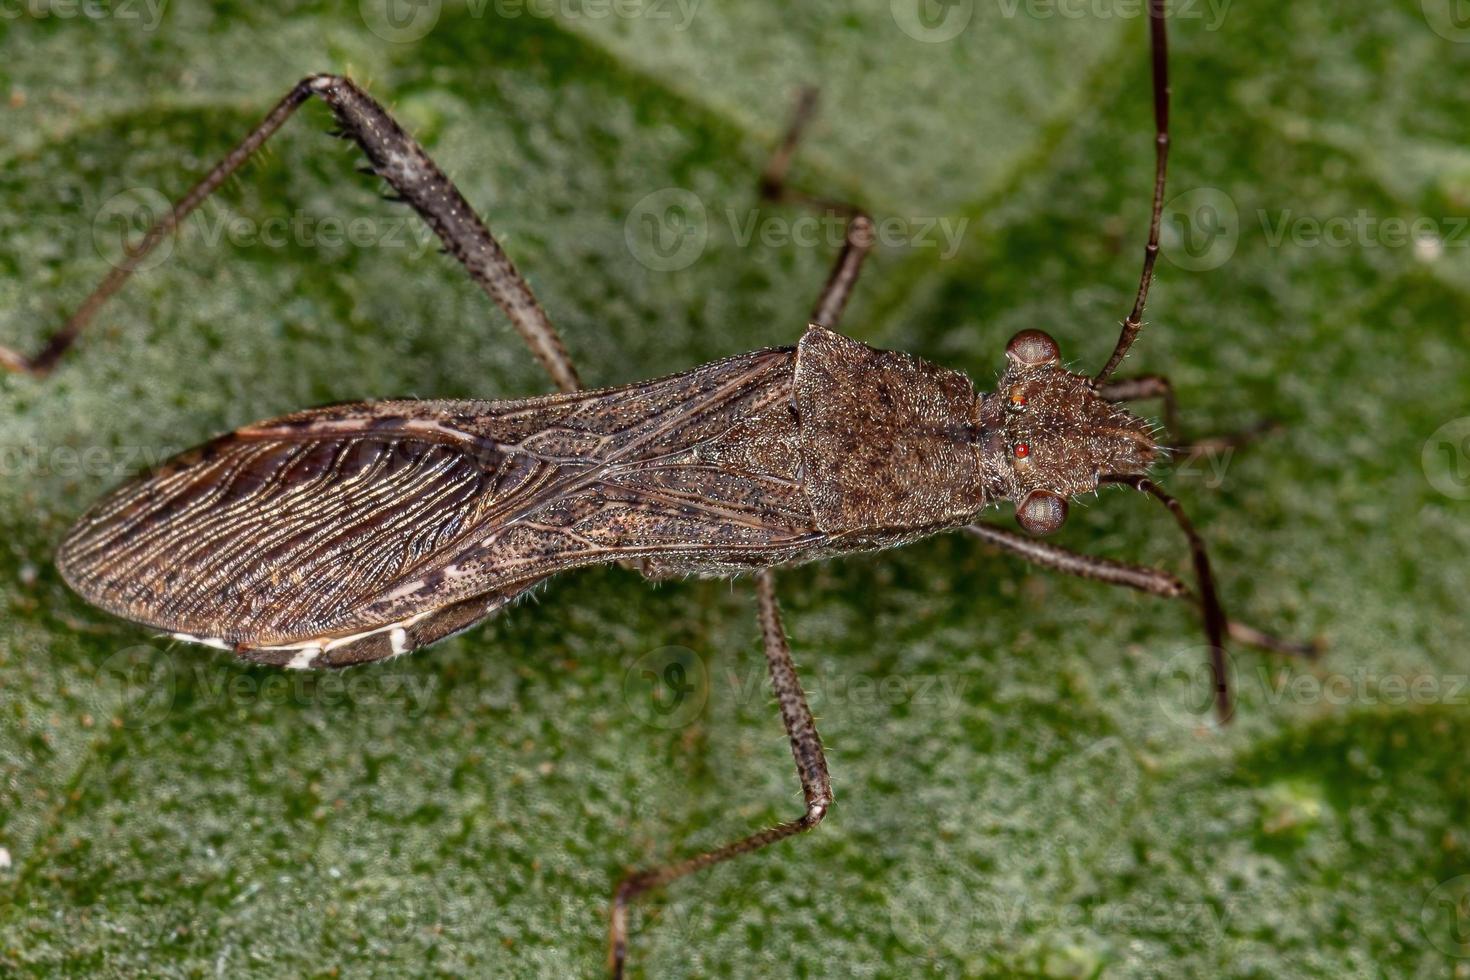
[{"left": 791, "top": 324, "right": 990, "bottom": 536}]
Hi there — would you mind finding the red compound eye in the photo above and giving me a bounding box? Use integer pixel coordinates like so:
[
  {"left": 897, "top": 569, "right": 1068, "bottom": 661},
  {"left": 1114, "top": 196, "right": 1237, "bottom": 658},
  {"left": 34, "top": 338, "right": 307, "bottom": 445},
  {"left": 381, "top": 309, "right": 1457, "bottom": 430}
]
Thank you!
[{"left": 1014, "top": 443, "right": 1030, "bottom": 458}]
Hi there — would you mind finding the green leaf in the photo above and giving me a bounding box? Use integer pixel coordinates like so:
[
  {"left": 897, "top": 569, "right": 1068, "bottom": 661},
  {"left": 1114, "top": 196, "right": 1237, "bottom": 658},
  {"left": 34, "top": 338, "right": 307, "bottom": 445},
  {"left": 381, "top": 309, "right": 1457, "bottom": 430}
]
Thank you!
[{"left": 2, "top": 1, "right": 1468, "bottom": 976}]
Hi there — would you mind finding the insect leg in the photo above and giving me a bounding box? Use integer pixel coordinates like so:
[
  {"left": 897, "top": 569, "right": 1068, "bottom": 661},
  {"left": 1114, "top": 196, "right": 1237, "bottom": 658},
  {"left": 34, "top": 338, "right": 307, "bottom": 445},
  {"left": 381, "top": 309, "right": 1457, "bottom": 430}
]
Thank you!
[
  {"left": 1095, "top": 0, "right": 1169, "bottom": 385},
  {"left": 1099, "top": 375, "right": 1282, "bottom": 457},
  {"left": 963, "top": 522, "right": 1320, "bottom": 658},
  {"left": 609, "top": 569, "right": 830, "bottom": 979},
  {"left": 2, "top": 75, "right": 582, "bottom": 393},
  {"left": 757, "top": 87, "right": 874, "bottom": 328},
  {"left": 1, "top": 83, "right": 318, "bottom": 377},
  {"left": 758, "top": 86, "right": 855, "bottom": 217},
  {"left": 809, "top": 213, "right": 875, "bottom": 328},
  {"left": 1097, "top": 476, "right": 1233, "bottom": 721}
]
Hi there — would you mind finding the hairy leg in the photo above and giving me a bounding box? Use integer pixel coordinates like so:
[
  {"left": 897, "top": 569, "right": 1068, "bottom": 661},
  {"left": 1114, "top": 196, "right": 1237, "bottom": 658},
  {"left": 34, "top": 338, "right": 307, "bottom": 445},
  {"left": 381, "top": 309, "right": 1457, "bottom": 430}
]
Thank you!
[{"left": 608, "top": 569, "right": 831, "bottom": 978}]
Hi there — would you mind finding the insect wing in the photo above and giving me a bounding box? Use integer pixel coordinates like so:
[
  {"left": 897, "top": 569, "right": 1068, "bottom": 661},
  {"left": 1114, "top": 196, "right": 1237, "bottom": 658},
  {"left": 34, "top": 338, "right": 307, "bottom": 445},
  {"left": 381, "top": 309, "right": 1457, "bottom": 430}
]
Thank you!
[
  {"left": 57, "top": 349, "right": 815, "bottom": 666},
  {"left": 56, "top": 402, "right": 560, "bottom": 665}
]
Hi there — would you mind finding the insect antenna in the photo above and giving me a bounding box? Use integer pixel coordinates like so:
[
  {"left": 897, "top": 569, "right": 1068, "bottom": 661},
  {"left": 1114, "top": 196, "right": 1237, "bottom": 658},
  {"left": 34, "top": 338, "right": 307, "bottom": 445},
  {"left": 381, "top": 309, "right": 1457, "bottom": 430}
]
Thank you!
[
  {"left": 1102, "top": 474, "right": 1232, "bottom": 724},
  {"left": 1096, "top": 0, "right": 1170, "bottom": 385}
]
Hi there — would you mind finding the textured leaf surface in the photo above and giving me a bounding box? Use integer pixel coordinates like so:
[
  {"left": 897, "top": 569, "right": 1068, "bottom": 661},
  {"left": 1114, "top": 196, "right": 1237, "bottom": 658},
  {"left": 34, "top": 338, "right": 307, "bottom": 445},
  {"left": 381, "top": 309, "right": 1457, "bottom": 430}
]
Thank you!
[{"left": 2, "top": 2, "right": 1468, "bottom": 976}]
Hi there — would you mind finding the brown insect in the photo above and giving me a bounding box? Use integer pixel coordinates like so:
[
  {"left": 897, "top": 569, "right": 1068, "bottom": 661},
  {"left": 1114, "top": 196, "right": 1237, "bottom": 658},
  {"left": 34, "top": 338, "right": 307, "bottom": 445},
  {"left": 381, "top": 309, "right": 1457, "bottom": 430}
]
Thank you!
[{"left": 3, "top": 4, "right": 1316, "bottom": 975}]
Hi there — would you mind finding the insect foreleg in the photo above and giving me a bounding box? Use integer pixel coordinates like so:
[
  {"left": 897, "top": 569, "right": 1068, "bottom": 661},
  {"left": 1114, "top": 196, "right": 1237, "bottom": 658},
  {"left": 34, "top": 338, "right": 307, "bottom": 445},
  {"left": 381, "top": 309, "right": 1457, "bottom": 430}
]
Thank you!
[
  {"left": 608, "top": 569, "right": 830, "bottom": 979},
  {"left": 2, "top": 75, "right": 582, "bottom": 394},
  {"left": 1099, "top": 374, "right": 1283, "bottom": 459}
]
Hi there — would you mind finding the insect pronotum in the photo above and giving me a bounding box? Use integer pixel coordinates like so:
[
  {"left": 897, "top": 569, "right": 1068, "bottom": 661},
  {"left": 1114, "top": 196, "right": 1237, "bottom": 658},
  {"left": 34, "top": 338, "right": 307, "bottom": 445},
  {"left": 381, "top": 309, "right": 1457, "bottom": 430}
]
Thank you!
[{"left": 2, "top": 3, "right": 1318, "bottom": 974}]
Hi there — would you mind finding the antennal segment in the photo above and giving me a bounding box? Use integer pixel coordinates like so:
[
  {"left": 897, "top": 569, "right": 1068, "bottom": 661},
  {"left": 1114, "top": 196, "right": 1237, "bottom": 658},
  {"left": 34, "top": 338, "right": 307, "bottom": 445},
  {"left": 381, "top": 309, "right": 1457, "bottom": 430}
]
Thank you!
[{"left": 1095, "top": 0, "right": 1171, "bottom": 385}]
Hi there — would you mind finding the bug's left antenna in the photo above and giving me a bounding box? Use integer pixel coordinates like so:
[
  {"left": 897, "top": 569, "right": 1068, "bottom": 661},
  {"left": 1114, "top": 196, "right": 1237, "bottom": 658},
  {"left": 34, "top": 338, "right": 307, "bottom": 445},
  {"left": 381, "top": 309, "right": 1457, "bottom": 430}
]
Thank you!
[{"left": 1095, "top": 0, "right": 1170, "bottom": 385}]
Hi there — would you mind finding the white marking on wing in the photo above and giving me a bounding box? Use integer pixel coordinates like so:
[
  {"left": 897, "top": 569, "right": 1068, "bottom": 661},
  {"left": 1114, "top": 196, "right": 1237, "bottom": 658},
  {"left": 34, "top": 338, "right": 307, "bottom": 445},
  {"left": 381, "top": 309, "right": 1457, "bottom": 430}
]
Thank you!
[
  {"left": 168, "top": 631, "right": 231, "bottom": 651},
  {"left": 253, "top": 609, "right": 436, "bottom": 665},
  {"left": 286, "top": 647, "right": 320, "bottom": 670}
]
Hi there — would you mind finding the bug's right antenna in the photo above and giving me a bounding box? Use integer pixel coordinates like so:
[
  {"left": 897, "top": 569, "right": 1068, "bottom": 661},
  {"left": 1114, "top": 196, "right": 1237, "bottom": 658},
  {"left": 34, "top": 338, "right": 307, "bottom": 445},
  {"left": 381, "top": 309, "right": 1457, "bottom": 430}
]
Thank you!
[{"left": 1095, "top": 0, "right": 1170, "bottom": 385}]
